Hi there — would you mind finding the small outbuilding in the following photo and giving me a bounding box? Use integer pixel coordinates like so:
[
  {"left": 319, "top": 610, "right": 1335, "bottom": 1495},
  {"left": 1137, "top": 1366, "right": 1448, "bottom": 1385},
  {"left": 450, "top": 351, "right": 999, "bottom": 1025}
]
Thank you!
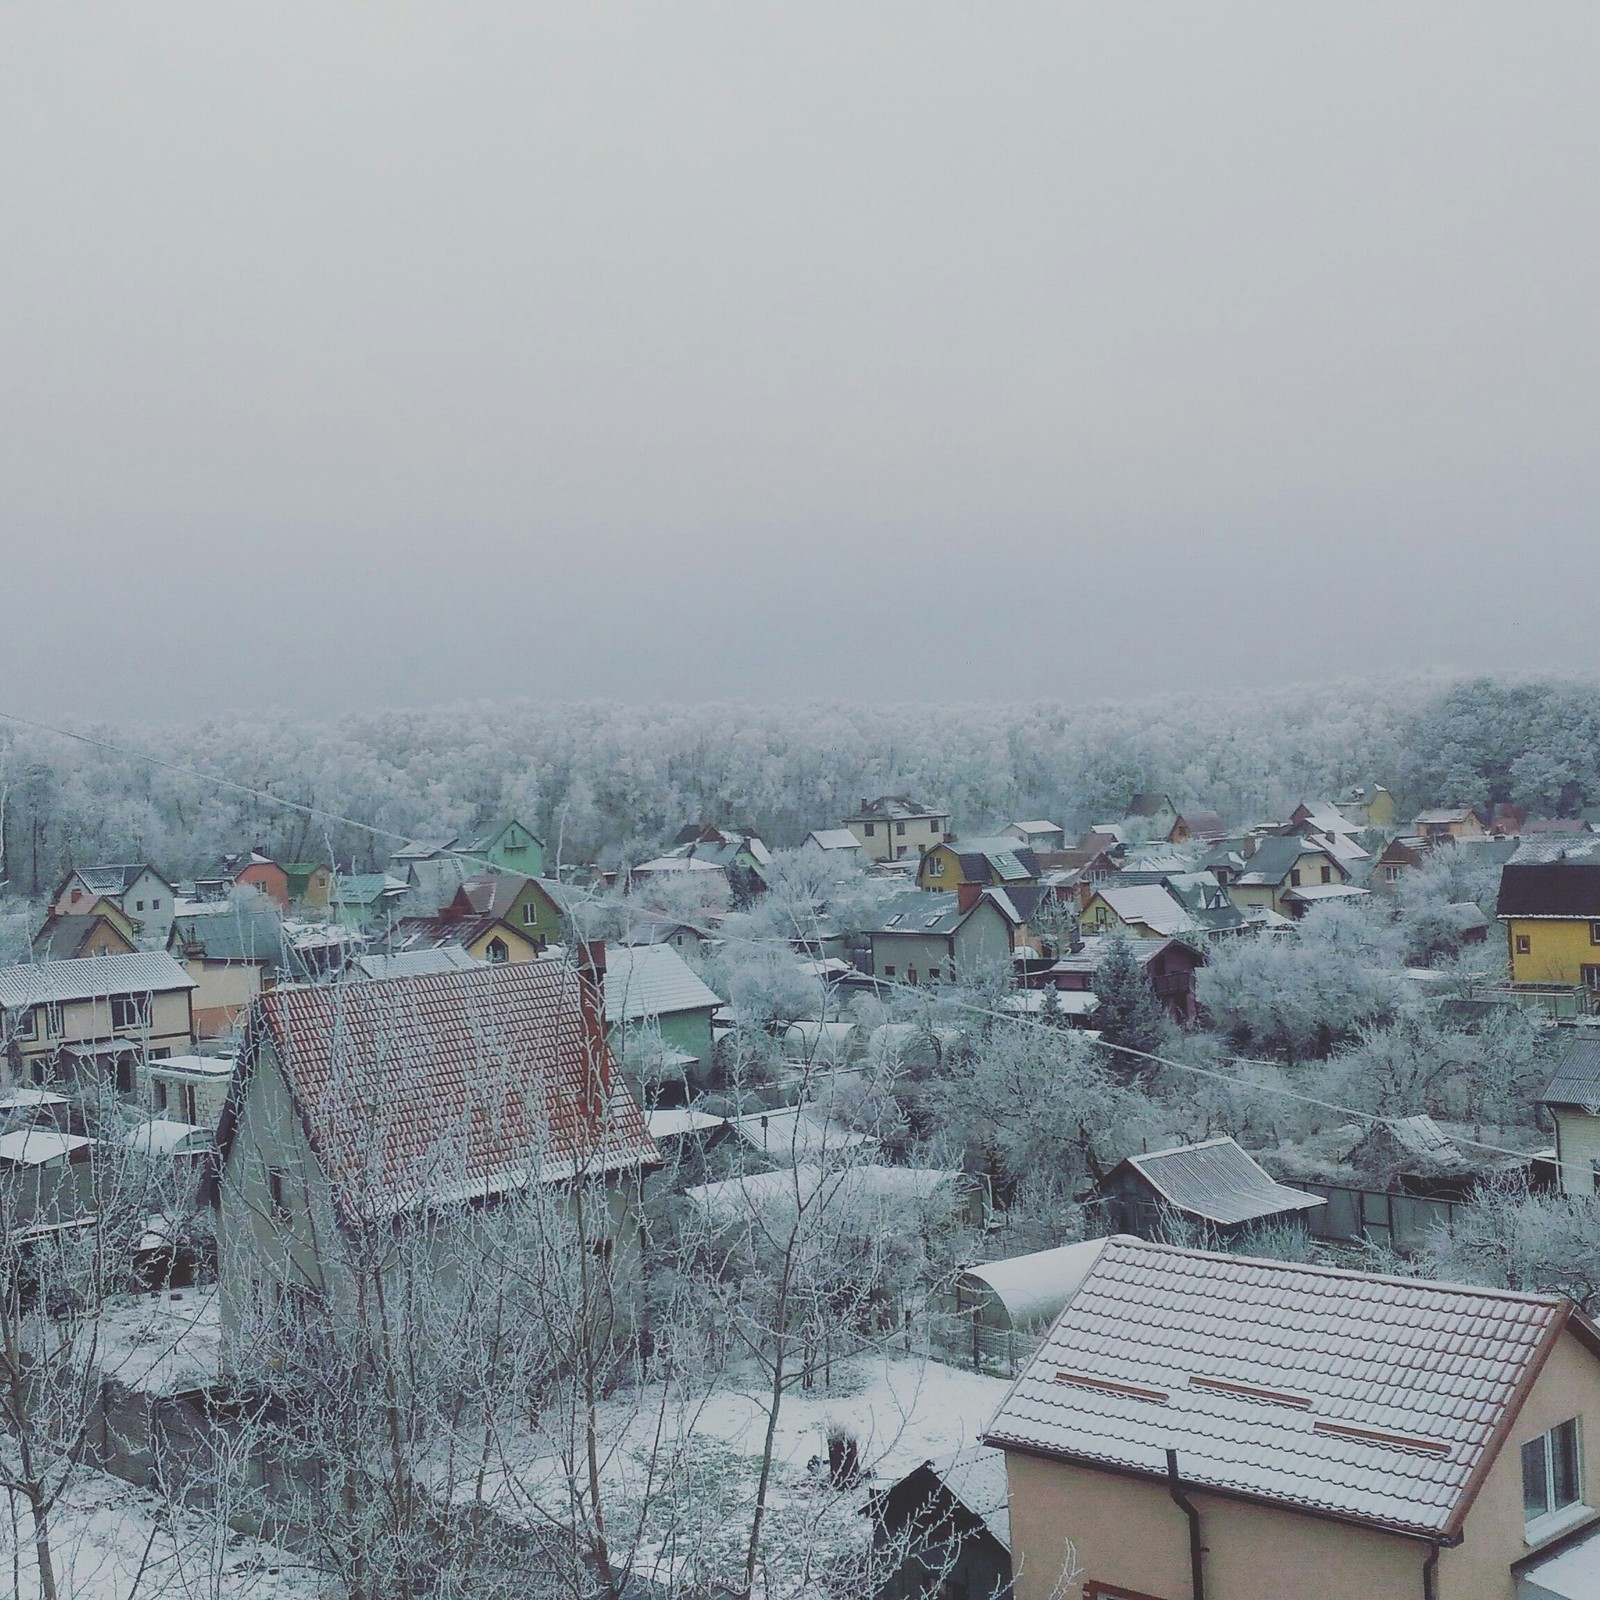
[
  {"left": 948, "top": 1237, "right": 1111, "bottom": 1375},
  {"left": 866, "top": 1446, "right": 1012, "bottom": 1600},
  {"left": 1100, "top": 1136, "right": 1325, "bottom": 1241}
]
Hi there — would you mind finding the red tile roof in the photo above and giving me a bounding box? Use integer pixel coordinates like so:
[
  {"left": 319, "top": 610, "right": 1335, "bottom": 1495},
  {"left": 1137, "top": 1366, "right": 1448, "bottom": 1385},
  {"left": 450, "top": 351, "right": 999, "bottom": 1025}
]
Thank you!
[{"left": 243, "top": 956, "right": 656, "bottom": 1224}]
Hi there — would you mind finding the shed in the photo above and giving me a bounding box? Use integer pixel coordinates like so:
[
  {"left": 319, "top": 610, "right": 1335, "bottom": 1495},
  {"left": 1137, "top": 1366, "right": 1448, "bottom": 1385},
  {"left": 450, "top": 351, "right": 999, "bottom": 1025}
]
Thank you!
[
  {"left": 1100, "top": 1136, "right": 1325, "bottom": 1240},
  {"left": 0, "top": 1129, "right": 99, "bottom": 1229},
  {"left": 866, "top": 1446, "right": 1012, "bottom": 1600},
  {"left": 947, "top": 1238, "right": 1110, "bottom": 1374}
]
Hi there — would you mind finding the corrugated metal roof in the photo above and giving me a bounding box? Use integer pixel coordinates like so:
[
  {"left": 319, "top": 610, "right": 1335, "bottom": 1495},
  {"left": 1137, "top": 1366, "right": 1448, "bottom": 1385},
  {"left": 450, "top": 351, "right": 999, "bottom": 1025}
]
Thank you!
[
  {"left": 1542, "top": 1035, "right": 1600, "bottom": 1110},
  {"left": 0, "top": 951, "right": 197, "bottom": 1009},
  {"left": 1119, "top": 1136, "right": 1324, "bottom": 1226},
  {"left": 245, "top": 957, "right": 656, "bottom": 1222},
  {"left": 983, "top": 1239, "right": 1571, "bottom": 1538},
  {"left": 602, "top": 943, "right": 722, "bottom": 1025},
  {"left": 352, "top": 947, "right": 482, "bottom": 980}
]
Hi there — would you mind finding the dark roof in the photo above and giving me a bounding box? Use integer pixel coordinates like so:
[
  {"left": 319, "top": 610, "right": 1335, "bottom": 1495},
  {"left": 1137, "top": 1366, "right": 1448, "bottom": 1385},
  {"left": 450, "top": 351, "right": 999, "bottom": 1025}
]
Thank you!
[
  {"left": 1497, "top": 856, "right": 1600, "bottom": 919},
  {"left": 1235, "top": 836, "right": 1339, "bottom": 887},
  {"left": 1541, "top": 1034, "right": 1600, "bottom": 1110},
  {"left": 1109, "top": 1137, "right": 1325, "bottom": 1226},
  {"left": 1126, "top": 793, "right": 1173, "bottom": 818},
  {"left": 169, "top": 910, "right": 286, "bottom": 966},
  {"left": 944, "top": 839, "right": 1040, "bottom": 883},
  {"left": 846, "top": 795, "right": 947, "bottom": 821},
  {"left": 31, "top": 913, "right": 132, "bottom": 961},
  {"left": 1173, "top": 810, "right": 1227, "bottom": 840},
  {"left": 868, "top": 890, "right": 1019, "bottom": 937},
  {"left": 223, "top": 958, "right": 657, "bottom": 1224},
  {"left": 67, "top": 863, "right": 173, "bottom": 896}
]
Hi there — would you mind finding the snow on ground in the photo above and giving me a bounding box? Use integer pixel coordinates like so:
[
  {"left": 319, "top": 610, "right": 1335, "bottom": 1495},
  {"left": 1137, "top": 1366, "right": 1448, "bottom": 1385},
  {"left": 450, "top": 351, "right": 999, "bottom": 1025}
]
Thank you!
[
  {"left": 89, "top": 1286, "right": 220, "bottom": 1394},
  {"left": 0, "top": 1464, "right": 323, "bottom": 1600},
  {"left": 678, "top": 1352, "right": 1010, "bottom": 1481}
]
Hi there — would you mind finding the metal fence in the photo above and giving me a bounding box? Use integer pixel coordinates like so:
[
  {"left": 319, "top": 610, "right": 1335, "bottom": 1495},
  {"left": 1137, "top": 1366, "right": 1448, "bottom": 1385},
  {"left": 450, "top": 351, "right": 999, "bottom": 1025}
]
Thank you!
[{"left": 1300, "top": 1183, "right": 1462, "bottom": 1255}]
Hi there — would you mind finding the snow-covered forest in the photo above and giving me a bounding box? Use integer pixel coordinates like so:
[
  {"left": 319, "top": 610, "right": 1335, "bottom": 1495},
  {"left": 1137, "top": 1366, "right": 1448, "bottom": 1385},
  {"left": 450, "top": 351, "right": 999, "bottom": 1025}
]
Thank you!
[{"left": 4, "top": 674, "right": 1600, "bottom": 892}]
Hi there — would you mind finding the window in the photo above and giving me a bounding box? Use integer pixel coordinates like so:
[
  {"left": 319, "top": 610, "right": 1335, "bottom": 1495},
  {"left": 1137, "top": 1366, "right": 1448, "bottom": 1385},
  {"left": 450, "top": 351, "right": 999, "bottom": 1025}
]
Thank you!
[
  {"left": 1517, "top": 934, "right": 1532, "bottom": 955},
  {"left": 136, "top": 900, "right": 145, "bottom": 912},
  {"left": 1591, "top": 922, "right": 1600, "bottom": 946},
  {"left": 882, "top": 965, "right": 896, "bottom": 978},
  {"left": 863, "top": 823, "right": 875, "bottom": 837},
  {"left": 1523, "top": 1418, "right": 1583, "bottom": 1531},
  {"left": 152, "top": 897, "right": 161, "bottom": 910},
  {"left": 115, "top": 1056, "right": 134, "bottom": 1096},
  {"left": 1289, "top": 869, "right": 1302, "bottom": 887},
  {"left": 926, "top": 855, "right": 944, "bottom": 877},
  {"left": 1583, "top": 965, "right": 1600, "bottom": 991},
  {"left": 896, "top": 821, "right": 906, "bottom": 835},
  {"left": 154, "top": 1079, "right": 168, "bottom": 1112},
  {"left": 43, "top": 1003, "right": 64, "bottom": 1039},
  {"left": 110, "top": 993, "right": 151, "bottom": 1030},
  {"left": 268, "top": 1168, "right": 290, "bottom": 1222},
  {"left": 181, "top": 1083, "right": 198, "bottom": 1123},
  {"left": 486, "top": 937, "right": 510, "bottom": 964},
  {"left": 1320, "top": 865, "right": 1332, "bottom": 884},
  {"left": 1384, "top": 865, "right": 1401, "bottom": 883},
  {"left": 906, "top": 968, "right": 918, "bottom": 984},
  {"left": 928, "top": 819, "right": 939, "bottom": 831},
  {"left": 522, "top": 903, "right": 538, "bottom": 925},
  {"left": 12, "top": 1008, "right": 38, "bottom": 1041}
]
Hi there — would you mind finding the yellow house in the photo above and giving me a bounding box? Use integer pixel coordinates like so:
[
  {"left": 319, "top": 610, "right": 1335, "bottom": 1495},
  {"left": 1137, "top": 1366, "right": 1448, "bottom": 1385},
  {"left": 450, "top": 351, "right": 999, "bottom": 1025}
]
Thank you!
[
  {"left": 1415, "top": 806, "right": 1487, "bottom": 844},
  {"left": 1497, "top": 841, "right": 1600, "bottom": 989},
  {"left": 1083, "top": 884, "right": 1193, "bottom": 940},
  {"left": 1336, "top": 783, "right": 1398, "bottom": 830},
  {"left": 986, "top": 1237, "right": 1600, "bottom": 1600},
  {"left": 918, "top": 837, "right": 1039, "bottom": 892},
  {"left": 1227, "top": 837, "right": 1356, "bottom": 918}
]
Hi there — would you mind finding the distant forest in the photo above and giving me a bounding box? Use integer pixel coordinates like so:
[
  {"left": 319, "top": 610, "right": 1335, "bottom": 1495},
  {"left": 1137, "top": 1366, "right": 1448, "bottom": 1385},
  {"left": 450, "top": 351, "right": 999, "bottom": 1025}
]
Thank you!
[{"left": 2, "top": 675, "right": 1598, "bottom": 893}]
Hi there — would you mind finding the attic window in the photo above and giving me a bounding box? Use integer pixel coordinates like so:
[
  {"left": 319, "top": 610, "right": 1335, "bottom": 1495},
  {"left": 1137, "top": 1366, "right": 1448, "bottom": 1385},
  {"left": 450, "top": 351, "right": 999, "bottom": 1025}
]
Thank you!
[
  {"left": 1054, "top": 1371, "right": 1168, "bottom": 1405},
  {"left": 924, "top": 915, "right": 943, "bottom": 929},
  {"left": 885, "top": 914, "right": 903, "bottom": 927}
]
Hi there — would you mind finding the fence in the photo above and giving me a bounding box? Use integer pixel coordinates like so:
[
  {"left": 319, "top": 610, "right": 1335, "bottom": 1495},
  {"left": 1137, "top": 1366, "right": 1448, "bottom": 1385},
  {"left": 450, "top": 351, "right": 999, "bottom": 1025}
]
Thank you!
[{"left": 1300, "top": 1183, "right": 1462, "bottom": 1255}]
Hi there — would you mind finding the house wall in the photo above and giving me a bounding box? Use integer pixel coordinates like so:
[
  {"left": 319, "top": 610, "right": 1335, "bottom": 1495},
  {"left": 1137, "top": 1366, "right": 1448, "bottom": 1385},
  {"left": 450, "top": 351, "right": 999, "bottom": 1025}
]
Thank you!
[
  {"left": 484, "top": 824, "right": 545, "bottom": 879},
  {"left": 122, "top": 869, "right": 178, "bottom": 949},
  {"left": 848, "top": 814, "right": 946, "bottom": 862},
  {"left": 918, "top": 845, "right": 967, "bottom": 889},
  {"left": 1552, "top": 1109, "right": 1600, "bottom": 1196},
  {"left": 1228, "top": 851, "right": 1345, "bottom": 917},
  {"left": 235, "top": 862, "right": 290, "bottom": 910},
  {"left": 6, "top": 986, "right": 194, "bottom": 1079},
  {"left": 1005, "top": 1450, "right": 1426, "bottom": 1600},
  {"left": 954, "top": 903, "right": 1015, "bottom": 978},
  {"left": 1505, "top": 918, "right": 1600, "bottom": 987},
  {"left": 505, "top": 881, "right": 563, "bottom": 946},
  {"left": 464, "top": 922, "right": 542, "bottom": 964},
  {"left": 869, "top": 933, "right": 955, "bottom": 985},
  {"left": 142, "top": 1059, "right": 234, "bottom": 1127},
  {"left": 1440, "top": 1327, "right": 1600, "bottom": 1598},
  {"left": 183, "top": 959, "right": 265, "bottom": 1038}
]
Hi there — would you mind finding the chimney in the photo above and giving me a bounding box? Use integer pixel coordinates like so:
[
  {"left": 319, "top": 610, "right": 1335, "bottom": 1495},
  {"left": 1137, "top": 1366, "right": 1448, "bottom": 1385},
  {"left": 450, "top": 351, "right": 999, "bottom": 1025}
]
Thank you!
[
  {"left": 957, "top": 883, "right": 983, "bottom": 914},
  {"left": 576, "top": 940, "right": 610, "bottom": 1123}
]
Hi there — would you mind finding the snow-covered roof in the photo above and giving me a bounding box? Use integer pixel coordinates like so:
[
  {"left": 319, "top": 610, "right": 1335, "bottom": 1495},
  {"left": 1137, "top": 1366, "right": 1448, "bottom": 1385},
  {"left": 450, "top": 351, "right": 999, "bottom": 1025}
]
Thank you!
[
  {"left": 959, "top": 1238, "right": 1110, "bottom": 1328},
  {"left": 1115, "top": 1136, "right": 1325, "bottom": 1226},
  {"left": 725, "top": 1107, "right": 873, "bottom": 1159},
  {"left": 0, "top": 1088, "right": 68, "bottom": 1112},
  {"left": 0, "top": 951, "right": 197, "bottom": 1009},
  {"left": 147, "top": 1053, "right": 236, "bottom": 1079},
  {"left": 804, "top": 829, "right": 862, "bottom": 851},
  {"left": 603, "top": 943, "right": 722, "bottom": 1025},
  {"left": 646, "top": 1108, "right": 725, "bottom": 1140},
  {"left": 352, "top": 947, "right": 482, "bottom": 980},
  {"left": 1007, "top": 821, "right": 1060, "bottom": 837},
  {"left": 983, "top": 1238, "right": 1586, "bottom": 1539},
  {"left": 1280, "top": 883, "right": 1371, "bottom": 904},
  {"left": 1091, "top": 884, "right": 1193, "bottom": 937},
  {"left": 1517, "top": 1518, "right": 1600, "bottom": 1599},
  {"left": 686, "top": 1163, "right": 958, "bottom": 1224},
  {"left": 932, "top": 1445, "right": 1012, "bottom": 1551},
  {"left": 0, "top": 1128, "right": 95, "bottom": 1165},
  {"left": 121, "top": 1120, "right": 212, "bottom": 1157}
]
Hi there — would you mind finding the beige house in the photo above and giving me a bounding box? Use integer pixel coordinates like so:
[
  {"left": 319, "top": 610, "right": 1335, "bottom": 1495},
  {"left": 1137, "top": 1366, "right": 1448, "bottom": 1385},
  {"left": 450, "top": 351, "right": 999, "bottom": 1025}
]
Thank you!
[
  {"left": 209, "top": 949, "right": 659, "bottom": 1355},
  {"left": 842, "top": 796, "right": 951, "bottom": 863},
  {"left": 0, "top": 952, "right": 196, "bottom": 1095},
  {"left": 985, "top": 1237, "right": 1600, "bottom": 1600},
  {"left": 1541, "top": 1034, "right": 1600, "bottom": 1196},
  {"left": 51, "top": 864, "right": 179, "bottom": 950}
]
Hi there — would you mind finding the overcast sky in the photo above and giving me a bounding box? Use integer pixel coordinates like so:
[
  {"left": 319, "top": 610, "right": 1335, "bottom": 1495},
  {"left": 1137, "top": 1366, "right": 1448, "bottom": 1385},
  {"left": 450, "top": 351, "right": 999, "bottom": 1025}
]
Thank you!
[{"left": 2, "top": 4, "right": 1596, "bottom": 720}]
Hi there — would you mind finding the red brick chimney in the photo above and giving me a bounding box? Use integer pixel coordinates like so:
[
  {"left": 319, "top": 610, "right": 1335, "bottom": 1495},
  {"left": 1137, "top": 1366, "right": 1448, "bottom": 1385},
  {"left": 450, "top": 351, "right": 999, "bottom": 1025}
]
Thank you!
[
  {"left": 575, "top": 940, "right": 610, "bottom": 1124},
  {"left": 957, "top": 882, "right": 983, "bottom": 914}
]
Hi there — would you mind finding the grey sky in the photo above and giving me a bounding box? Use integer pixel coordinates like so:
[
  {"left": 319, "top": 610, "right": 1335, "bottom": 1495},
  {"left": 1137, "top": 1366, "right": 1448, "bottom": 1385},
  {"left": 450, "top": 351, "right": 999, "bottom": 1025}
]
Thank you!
[{"left": 2, "top": 4, "right": 1596, "bottom": 720}]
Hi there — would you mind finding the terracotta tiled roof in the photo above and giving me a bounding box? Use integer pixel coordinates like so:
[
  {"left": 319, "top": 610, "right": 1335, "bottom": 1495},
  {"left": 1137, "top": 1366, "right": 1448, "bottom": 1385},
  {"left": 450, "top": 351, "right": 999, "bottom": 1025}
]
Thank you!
[
  {"left": 245, "top": 957, "right": 656, "bottom": 1224},
  {"left": 984, "top": 1239, "right": 1589, "bottom": 1538}
]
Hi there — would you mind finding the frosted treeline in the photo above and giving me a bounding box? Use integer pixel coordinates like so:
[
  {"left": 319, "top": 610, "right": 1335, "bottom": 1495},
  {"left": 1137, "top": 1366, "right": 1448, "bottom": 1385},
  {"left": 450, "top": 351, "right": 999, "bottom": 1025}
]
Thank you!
[{"left": 2, "top": 674, "right": 1597, "bottom": 890}]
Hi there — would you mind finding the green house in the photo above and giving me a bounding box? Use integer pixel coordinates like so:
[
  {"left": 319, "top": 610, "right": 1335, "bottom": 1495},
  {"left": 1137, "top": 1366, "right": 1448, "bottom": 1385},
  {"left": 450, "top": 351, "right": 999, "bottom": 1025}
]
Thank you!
[
  {"left": 457, "top": 819, "right": 546, "bottom": 880},
  {"left": 602, "top": 943, "right": 722, "bottom": 1104}
]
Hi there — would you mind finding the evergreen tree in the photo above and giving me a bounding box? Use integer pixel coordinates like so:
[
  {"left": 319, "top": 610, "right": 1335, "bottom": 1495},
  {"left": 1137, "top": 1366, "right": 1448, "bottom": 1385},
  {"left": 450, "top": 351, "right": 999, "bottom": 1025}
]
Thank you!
[{"left": 1094, "top": 931, "right": 1170, "bottom": 1058}]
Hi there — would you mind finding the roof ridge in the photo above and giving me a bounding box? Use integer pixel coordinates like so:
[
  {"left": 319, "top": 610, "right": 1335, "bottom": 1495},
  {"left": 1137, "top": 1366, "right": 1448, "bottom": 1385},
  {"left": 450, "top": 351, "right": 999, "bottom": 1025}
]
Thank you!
[{"left": 1100, "top": 1236, "right": 1569, "bottom": 1308}]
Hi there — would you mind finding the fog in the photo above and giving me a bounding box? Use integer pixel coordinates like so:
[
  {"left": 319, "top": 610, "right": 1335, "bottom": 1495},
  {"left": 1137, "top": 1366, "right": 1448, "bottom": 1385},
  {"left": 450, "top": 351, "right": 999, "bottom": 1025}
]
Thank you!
[{"left": 2, "top": 4, "right": 1596, "bottom": 718}]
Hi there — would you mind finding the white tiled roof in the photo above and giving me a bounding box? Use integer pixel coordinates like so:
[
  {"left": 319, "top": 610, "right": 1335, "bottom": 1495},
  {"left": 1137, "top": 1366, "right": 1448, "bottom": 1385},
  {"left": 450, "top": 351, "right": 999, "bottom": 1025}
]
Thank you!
[
  {"left": 983, "top": 1239, "right": 1572, "bottom": 1538},
  {"left": 1092, "top": 884, "right": 1193, "bottom": 937},
  {"left": 602, "top": 943, "right": 722, "bottom": 1025},
  {"left": 0, "top": 951, "right": 197, "bottom": 1009}
]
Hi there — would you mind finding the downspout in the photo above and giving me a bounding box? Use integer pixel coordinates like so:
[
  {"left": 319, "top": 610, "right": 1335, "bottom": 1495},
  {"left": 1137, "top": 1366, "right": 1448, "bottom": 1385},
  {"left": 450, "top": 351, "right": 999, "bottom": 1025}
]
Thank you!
[
  {"left": 1164, "top": 1450, "right": 1204, "bottom": 1600},
  {"left": 1422, "top": 1540, "right": 1440, "bottom": 1600}
]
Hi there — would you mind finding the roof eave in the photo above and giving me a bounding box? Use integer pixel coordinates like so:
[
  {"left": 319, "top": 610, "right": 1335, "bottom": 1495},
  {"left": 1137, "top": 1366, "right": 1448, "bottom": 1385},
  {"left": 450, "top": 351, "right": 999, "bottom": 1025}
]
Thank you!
[{"left": 980, "top": 1436, "right": 1459, "bottom": 1547}]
